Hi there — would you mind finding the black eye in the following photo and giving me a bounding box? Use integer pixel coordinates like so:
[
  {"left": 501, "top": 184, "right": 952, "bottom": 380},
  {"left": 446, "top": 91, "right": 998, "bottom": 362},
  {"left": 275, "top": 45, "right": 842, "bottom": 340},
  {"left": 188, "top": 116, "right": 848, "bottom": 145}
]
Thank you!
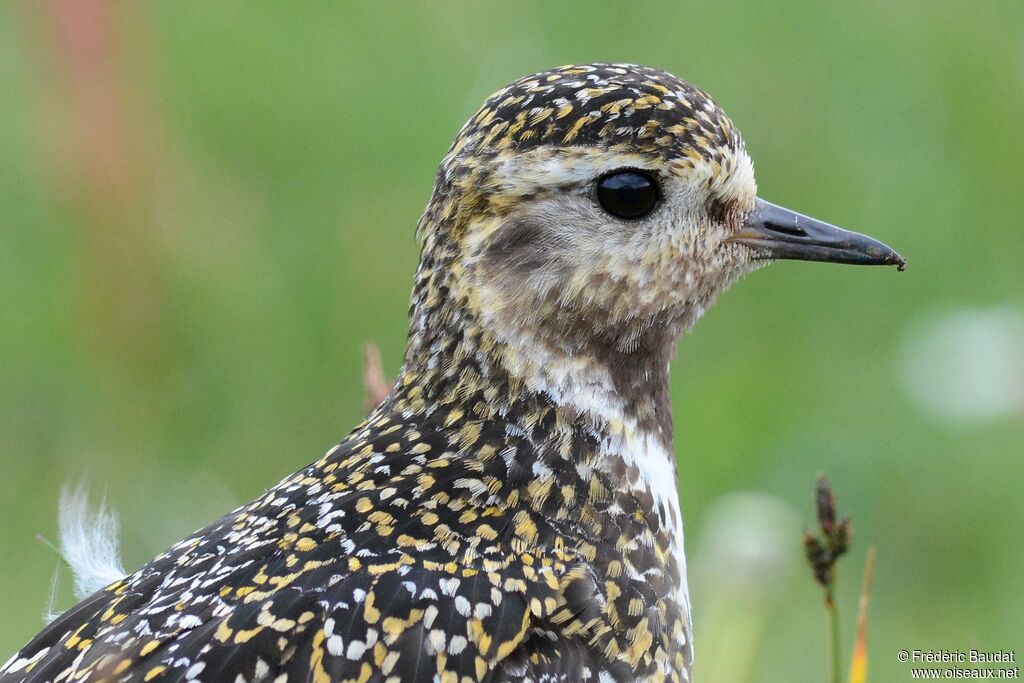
[{"left": 596, "top": 170, "right": 660, "bottom": 220}]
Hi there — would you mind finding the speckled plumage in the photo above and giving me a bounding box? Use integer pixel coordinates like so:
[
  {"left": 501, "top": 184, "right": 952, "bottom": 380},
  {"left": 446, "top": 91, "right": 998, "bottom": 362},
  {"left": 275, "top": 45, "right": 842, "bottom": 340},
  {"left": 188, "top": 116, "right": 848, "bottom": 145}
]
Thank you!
[{"left": 2, "top": 64, "right": 759, "bottom": 683}]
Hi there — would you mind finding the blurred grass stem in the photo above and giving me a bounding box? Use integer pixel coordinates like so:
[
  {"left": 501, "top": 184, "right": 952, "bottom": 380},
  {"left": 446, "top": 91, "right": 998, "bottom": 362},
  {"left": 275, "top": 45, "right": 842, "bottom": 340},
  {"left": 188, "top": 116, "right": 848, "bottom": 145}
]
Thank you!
[
  {"left": 848, "top": 547, "right": 877, "bottom": 683},
  {"left": 827, "top": 584, "right": 841, "bottom": 683}
]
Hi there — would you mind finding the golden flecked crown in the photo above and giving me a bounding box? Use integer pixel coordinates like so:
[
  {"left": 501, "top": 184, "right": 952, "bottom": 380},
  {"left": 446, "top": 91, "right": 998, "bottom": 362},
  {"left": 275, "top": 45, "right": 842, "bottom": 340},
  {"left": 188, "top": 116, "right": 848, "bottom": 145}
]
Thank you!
[{"left": 448, "top": 63, "right": 742, "bottom": 164}]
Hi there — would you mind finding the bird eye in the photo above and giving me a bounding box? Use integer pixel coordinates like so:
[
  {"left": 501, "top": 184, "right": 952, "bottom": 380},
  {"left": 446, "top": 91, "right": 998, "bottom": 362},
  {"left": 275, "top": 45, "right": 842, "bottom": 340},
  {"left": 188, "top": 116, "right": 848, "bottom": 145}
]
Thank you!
[{"left": 596, "top": 170, "right": 660, "bottom": 220}]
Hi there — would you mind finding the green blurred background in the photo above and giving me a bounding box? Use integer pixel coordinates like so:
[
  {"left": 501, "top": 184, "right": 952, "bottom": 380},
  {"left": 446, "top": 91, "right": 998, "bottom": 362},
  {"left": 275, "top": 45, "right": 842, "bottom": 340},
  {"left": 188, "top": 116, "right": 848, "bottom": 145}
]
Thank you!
[{"left": 1, "top": 2, "right": 1021, "bottom": 680}]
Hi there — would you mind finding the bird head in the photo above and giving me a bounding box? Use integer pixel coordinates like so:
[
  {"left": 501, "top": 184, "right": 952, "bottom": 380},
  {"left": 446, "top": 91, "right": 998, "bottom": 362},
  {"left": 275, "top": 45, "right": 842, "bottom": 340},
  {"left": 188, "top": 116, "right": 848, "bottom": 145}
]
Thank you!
[{"left": 410, "top": 64, "right": 903, "bottom": 396}]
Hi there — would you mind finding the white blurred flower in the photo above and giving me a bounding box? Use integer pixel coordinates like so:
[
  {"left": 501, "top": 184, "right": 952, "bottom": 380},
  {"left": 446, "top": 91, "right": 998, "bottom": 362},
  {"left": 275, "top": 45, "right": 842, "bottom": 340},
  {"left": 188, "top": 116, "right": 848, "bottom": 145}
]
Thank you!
[
  {"left": 693, "top": 492, "right": 801, "bottom": 589},
  {"left": 900, "top": 306, "right": 1024, "bottom": 422}
]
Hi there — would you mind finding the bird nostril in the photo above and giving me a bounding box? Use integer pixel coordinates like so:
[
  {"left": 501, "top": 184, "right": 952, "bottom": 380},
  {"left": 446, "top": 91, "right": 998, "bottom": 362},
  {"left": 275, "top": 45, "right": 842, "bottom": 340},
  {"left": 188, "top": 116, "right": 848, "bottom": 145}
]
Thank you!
[{"left": 764, "top": 220, "right": 807, "bottom": 238}]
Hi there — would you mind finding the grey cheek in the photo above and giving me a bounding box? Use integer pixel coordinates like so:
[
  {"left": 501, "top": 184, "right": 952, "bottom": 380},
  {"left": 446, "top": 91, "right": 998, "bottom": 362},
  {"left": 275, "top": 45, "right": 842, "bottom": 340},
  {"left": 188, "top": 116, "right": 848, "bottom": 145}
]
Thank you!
[{"left": 480, "top": 218, "right": 570, "bottom": 284}]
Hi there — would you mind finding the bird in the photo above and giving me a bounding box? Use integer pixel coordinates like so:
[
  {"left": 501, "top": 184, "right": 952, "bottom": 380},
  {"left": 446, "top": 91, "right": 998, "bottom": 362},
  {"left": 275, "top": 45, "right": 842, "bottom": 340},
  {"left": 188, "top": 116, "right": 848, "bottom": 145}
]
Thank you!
[{"left": 0, "top": 63, "right": 904, "bottom": 683}]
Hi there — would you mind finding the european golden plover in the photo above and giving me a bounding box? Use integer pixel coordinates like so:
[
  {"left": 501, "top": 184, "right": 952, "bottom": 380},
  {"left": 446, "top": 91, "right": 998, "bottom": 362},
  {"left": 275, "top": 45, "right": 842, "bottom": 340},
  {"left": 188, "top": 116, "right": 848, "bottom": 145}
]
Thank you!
[{"left": 1, "top": 63, "right": 903, "bottom": 683}]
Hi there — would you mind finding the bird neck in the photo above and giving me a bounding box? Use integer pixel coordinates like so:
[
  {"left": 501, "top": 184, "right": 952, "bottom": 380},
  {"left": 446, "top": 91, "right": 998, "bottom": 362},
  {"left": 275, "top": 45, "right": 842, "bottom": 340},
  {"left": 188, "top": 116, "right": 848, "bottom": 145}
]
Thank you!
[
  {"left": 401, "top": 266, "right": 679, "bottom": 438},
  {"left": 399, "top": 252, "right": 680, "bottom": 472}
]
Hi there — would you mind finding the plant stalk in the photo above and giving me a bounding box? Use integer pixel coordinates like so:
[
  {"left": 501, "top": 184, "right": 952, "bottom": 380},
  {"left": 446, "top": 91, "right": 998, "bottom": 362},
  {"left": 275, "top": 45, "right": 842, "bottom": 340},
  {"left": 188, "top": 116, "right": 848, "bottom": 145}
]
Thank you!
[{"left": 826, "top": 586, "right": 841, "bottom": 683}]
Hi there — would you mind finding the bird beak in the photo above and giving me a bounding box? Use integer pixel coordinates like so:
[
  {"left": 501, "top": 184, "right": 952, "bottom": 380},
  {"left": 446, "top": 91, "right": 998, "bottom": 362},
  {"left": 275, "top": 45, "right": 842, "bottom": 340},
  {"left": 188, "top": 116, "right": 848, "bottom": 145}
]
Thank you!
[{"left": 728, "top": 198, "right": 906, "bottom": 270}]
